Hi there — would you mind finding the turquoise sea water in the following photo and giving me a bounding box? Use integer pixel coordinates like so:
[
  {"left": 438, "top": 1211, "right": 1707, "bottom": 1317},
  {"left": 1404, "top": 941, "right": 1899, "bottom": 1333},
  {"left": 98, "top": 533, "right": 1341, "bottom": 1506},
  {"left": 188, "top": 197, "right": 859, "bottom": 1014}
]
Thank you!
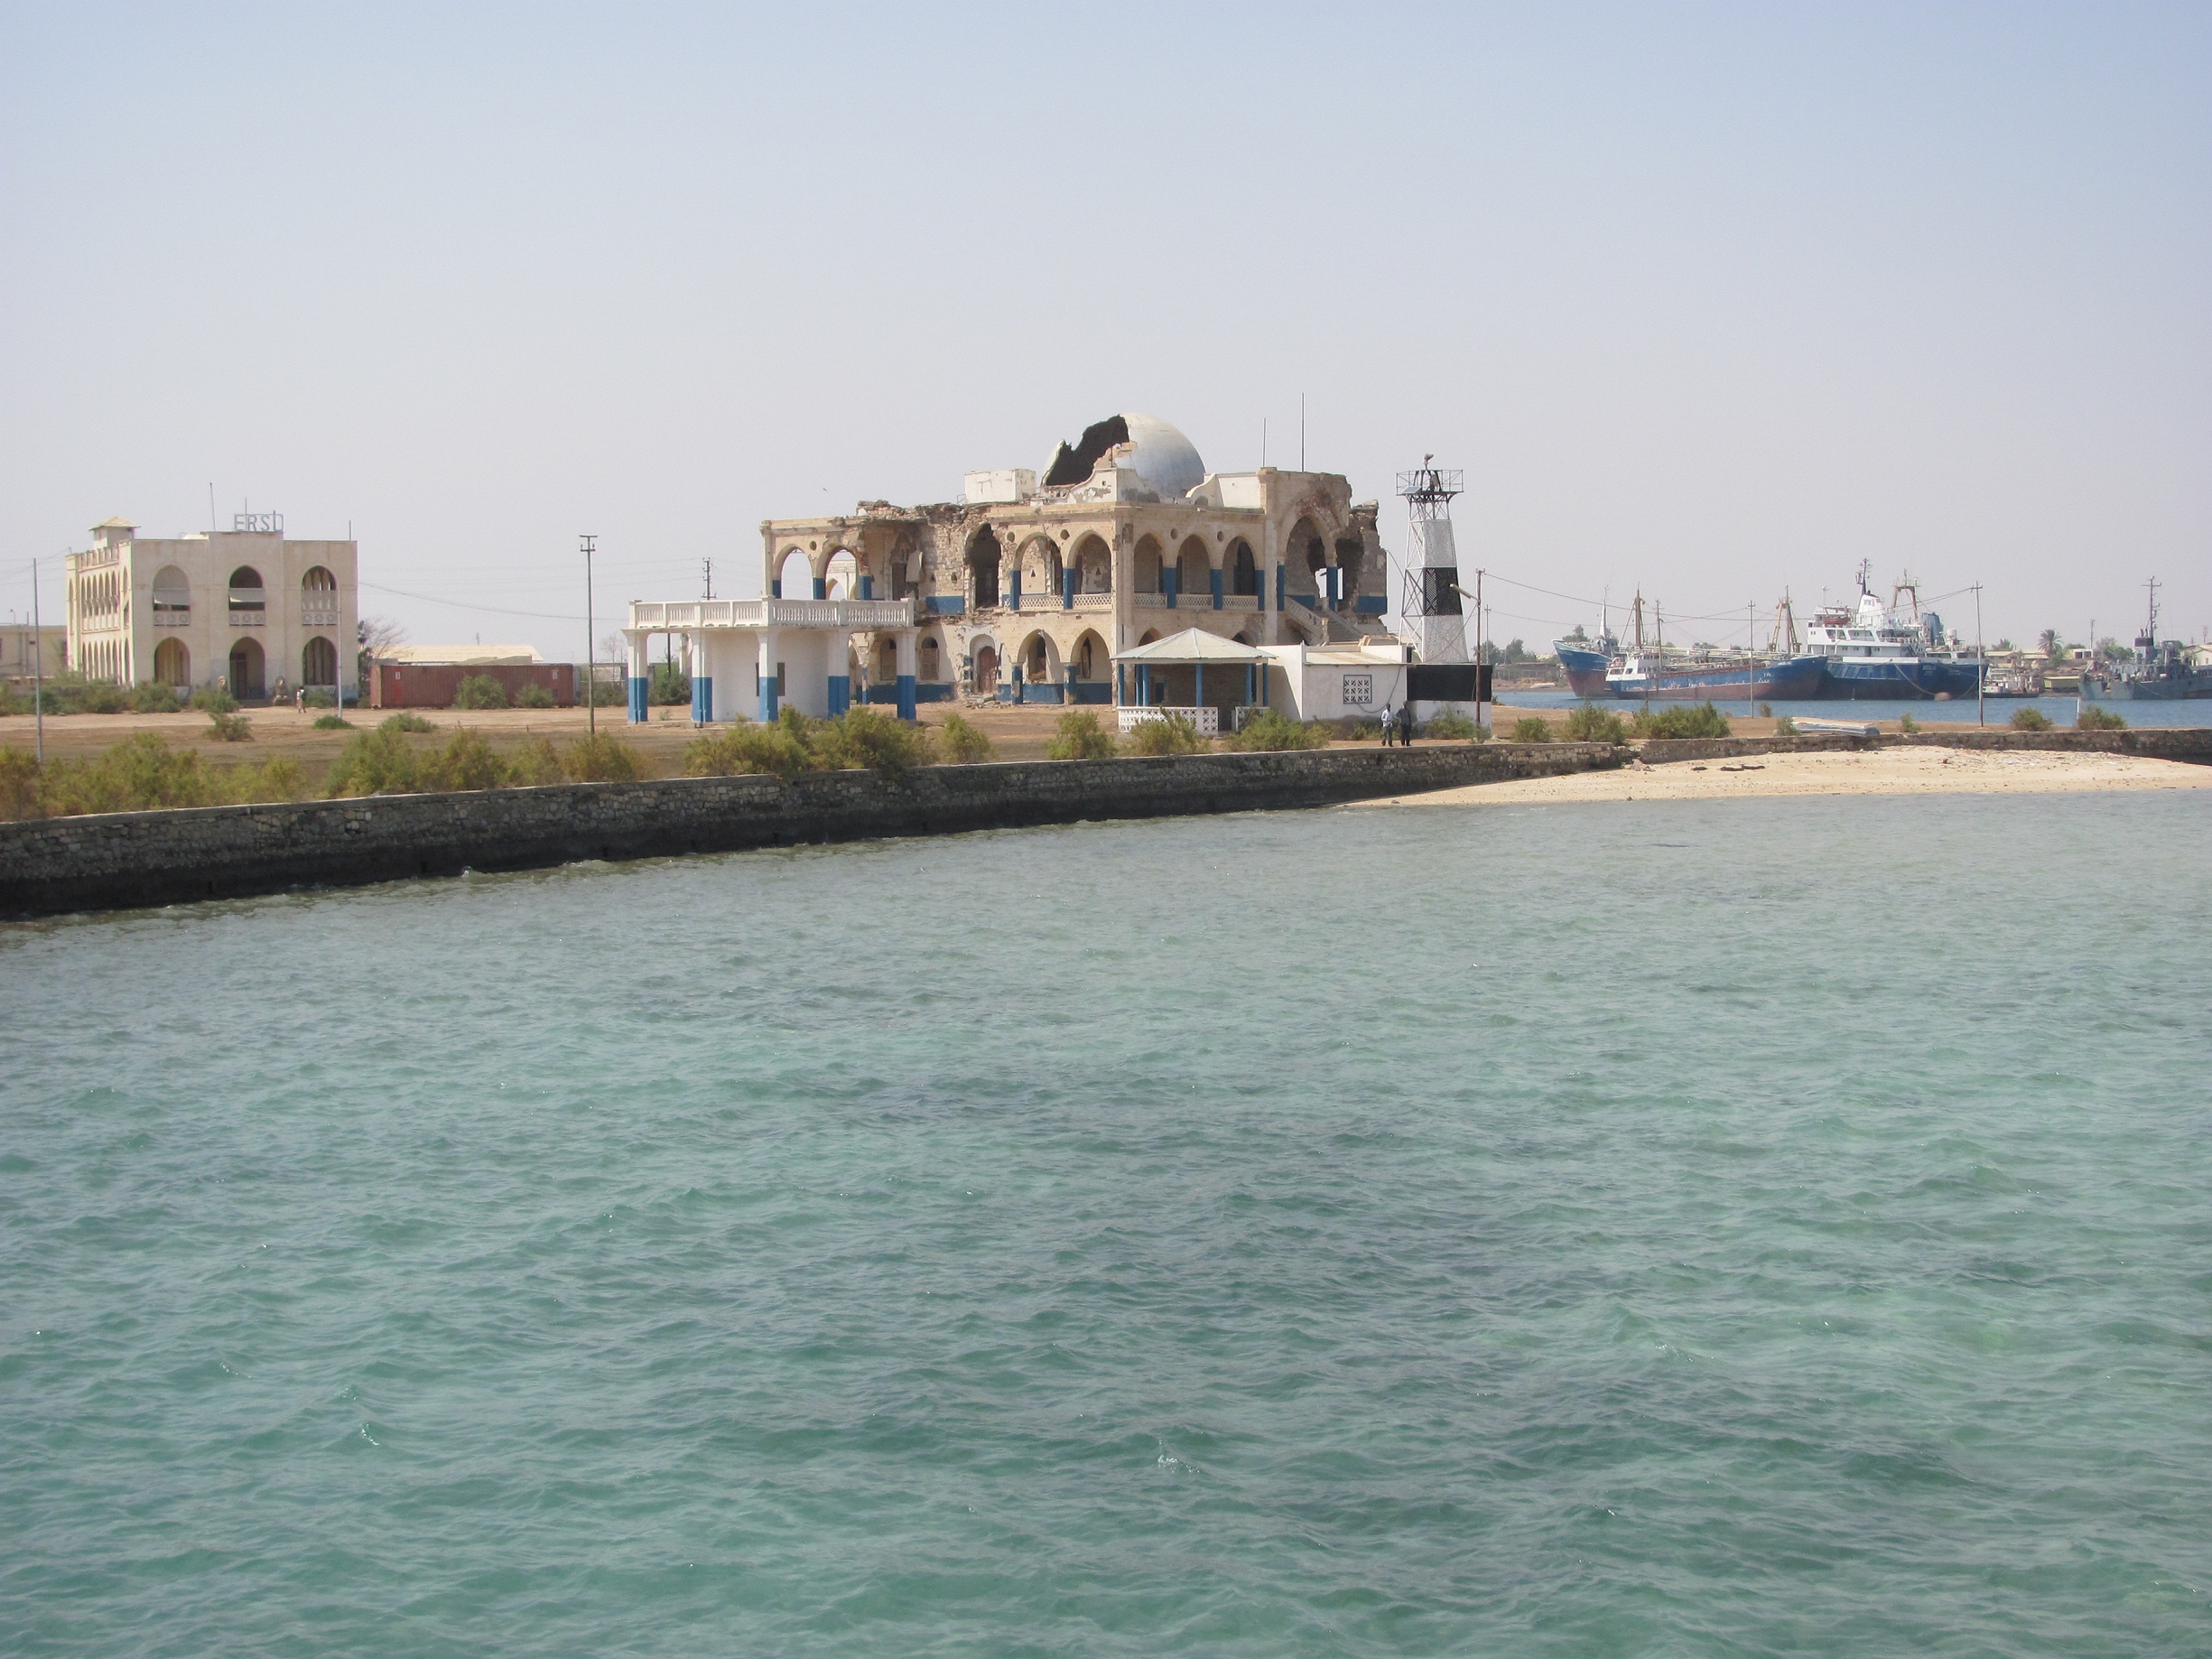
[{"left": 4, "top": 791, "right": 2209, "bottom": 1656}]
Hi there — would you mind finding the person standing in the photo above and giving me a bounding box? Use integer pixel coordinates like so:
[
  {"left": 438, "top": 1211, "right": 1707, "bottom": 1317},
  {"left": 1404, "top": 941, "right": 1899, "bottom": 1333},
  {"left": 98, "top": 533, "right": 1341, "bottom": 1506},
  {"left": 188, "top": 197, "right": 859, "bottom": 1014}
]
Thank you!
[
  {"left": 1399, "top": 704, "right": 1417, "bottom": 746},
  {"left": 1378, "top": 701, "right": 1395, "bottom": 746}
]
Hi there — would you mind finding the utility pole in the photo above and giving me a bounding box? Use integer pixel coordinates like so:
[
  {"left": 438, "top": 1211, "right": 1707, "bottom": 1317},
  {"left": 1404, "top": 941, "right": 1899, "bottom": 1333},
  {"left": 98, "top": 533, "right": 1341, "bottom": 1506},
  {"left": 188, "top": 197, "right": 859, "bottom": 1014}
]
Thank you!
[
  {"left": 702, "top": 557, "right": 714, "bottom": 600},
  {"left": 32, "top": 557, "right": 44, "bottom": 764},
  {"left": 1974, "top": 583, "right": 1984, "bottom": 728},
  {"left": 582, "top": 535, "right": 598, "bottom": 738},
  {"left": 1474, "top": 566, "right": 1485, "bottom": 735}
]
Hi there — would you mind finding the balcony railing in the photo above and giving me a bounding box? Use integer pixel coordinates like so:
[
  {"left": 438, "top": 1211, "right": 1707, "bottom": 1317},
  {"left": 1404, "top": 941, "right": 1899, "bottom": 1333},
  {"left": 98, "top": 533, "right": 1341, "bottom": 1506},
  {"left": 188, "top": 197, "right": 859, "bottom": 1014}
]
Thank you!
[
  {"left": 1119, "top": 704, "right": 1221, "bottom": 736},
  {"left": 628, "top": 596, "right": 918, "bottom": 630},
  {"left": 301, "top": 600, "right": 340, "bottom": 625},
  {"left": 153, "top": 606, "right": 190, "bottom": 629}
]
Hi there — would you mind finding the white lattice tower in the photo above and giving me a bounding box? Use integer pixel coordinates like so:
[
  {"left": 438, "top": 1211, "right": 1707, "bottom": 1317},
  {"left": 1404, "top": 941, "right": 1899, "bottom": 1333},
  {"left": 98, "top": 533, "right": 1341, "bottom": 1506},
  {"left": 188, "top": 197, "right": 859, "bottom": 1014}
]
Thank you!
[{"left": 1398, "top": 459, "right": 1466, "bottom": 663}]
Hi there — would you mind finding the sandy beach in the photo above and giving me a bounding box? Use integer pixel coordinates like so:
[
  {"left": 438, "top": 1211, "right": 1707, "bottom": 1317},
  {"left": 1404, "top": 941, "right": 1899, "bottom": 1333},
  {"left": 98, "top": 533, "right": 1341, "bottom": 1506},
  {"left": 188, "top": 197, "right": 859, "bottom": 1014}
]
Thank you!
[{"left": 1357, "top": 744, "right": 2212, "bottom": 807}]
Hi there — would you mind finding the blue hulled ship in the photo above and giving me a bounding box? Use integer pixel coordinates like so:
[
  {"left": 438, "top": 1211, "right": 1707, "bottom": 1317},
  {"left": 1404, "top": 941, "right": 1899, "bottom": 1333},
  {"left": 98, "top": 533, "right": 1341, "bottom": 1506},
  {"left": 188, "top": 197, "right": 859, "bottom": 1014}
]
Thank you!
[{"left": 1804, "top": 571, "right": 1983, "bottom": 701}]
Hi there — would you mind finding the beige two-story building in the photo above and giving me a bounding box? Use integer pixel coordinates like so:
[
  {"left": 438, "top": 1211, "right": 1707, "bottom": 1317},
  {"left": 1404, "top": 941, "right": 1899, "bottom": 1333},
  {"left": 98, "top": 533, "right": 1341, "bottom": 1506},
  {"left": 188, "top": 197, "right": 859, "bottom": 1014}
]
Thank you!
[{"left": 66, "top": 512, "right": 358, "bottom": 700}]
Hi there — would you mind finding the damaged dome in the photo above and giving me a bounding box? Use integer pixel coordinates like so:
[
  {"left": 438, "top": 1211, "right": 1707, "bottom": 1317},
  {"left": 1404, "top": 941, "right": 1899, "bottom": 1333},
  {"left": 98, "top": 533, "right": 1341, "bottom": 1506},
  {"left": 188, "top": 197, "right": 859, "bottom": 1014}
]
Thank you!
[{"left": 1042, "top": 413, "right": 1206, "bottom": 499}]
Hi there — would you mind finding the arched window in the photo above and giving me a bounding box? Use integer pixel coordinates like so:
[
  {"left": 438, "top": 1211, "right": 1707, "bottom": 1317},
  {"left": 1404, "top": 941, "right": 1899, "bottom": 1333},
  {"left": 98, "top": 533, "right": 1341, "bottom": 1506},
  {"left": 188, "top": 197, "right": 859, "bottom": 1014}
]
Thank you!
[
  {"left": 1230, "top": 540, "right": 1258, "bottom": 596},
  {"left": 228, "top": 566, "right": 265, "bottom": 620},
  {"left": 153, "top": 565, "right": 191, "bottom": 616},
  {"left": 302, "top": 637, "right": 338, "bottom": 685}
]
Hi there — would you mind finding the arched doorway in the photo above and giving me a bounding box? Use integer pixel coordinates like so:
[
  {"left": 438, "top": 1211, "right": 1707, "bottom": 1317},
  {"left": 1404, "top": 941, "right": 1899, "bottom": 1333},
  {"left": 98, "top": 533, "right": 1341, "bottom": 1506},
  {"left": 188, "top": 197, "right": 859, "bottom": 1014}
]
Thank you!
[
  {"left": 302, "top": 636, "right": 338, "bottom": 686},
  {"left": 153, "top": 638, "right": 190, "bottom": 688},
  {"left": 228, "top": 636, "right": 266, "bottom": 699},
  {"left": 1073, "top": 535, "right": 1112, "bottom": 594},
  {"left": 1176, "top": 536, "right": 1209, "bottom": 600},
  {"left": 1230, "top": 540, "right": 1258, "bottom": 596},
  {"left": 919, "top": 635, "right": 942, "bottom": 683},
  {"left": 972, "top": 642, "right": 999, "bottom": 693},
  {"left": 1134, "top": 535, "right": 1163, "bottom": 594},
  {"left": 1072, "top": 629, "right": 1109, "bottom": 681},
  {"left": 968, "top": 527, "right": 1002, "bottom": 609},
  {"left": 777, "top": 547, "right": 813, "bottom": 600},
  {"left": 823, "top": 549, "right": 860, "bottom": 601}
]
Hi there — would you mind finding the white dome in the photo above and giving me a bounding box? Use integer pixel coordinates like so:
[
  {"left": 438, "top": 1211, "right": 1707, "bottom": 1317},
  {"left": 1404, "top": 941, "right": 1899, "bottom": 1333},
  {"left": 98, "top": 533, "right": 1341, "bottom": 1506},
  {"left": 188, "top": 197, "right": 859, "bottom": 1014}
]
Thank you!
[
  {"left": 1042, "top": 412, "right": 1207, "bottom": 499},
  {"left": 1116, "top": 413, "right": 1207, "bottom": 499}
]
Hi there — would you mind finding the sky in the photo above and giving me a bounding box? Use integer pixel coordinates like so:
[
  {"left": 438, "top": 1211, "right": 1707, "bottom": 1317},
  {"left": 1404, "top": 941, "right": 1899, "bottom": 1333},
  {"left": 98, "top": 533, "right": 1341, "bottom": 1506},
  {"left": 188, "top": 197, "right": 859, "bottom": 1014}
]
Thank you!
[{"left": 3, "top": 0, "right": 2207, "bottom": 658}]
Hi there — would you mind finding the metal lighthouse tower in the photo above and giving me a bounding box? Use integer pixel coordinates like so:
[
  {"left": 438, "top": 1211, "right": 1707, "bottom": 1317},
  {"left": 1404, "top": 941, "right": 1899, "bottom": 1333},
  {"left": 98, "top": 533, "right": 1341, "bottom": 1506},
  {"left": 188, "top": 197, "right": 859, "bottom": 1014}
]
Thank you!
[{"left": 1397, "top": 457, "right": 1466, "bottom": 664}]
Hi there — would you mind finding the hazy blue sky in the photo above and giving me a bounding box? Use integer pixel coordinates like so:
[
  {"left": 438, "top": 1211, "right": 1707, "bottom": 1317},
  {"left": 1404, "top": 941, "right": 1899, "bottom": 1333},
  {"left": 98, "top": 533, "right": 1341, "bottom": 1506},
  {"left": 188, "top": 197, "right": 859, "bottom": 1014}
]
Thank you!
[{"left": 4, "top": 1, "right": 2206, "bottom": 657}]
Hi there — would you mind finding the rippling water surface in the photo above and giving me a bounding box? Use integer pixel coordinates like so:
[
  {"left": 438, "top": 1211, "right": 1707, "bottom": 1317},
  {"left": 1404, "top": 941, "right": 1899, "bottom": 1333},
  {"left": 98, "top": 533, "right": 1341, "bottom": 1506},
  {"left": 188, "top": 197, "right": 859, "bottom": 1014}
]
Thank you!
[{"left": 4, "top": 791, "right": 2208, "bottom": 1656}]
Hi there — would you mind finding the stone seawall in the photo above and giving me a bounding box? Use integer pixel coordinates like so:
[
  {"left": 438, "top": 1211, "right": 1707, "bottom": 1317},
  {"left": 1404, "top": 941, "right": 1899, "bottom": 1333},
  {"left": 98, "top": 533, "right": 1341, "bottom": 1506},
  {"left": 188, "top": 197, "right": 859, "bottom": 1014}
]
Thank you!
[{"left": 0, "top": 742, "right": 1628, "bottom": 919}]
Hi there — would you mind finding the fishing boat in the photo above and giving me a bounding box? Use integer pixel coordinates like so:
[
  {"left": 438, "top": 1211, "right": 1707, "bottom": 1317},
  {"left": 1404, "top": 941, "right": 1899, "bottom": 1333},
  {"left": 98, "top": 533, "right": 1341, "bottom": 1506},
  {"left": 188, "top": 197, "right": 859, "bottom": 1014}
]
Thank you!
[{"left": 1803, "top": 568, "right": 1983, "bottom": 701}]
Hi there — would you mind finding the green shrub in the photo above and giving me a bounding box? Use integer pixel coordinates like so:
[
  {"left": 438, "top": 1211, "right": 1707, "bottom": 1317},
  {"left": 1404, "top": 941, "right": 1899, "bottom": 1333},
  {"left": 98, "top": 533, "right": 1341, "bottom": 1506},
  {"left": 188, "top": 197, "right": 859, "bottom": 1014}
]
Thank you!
[
  {"left": 1631, "top": 701, "right": 1732, "bottom": 740},
  {"left": 1223, "top": 709, "right": 1332, "bottom": 750},
  {"left": 1122, "top": 712, "right": 1206, "bottom": 755},
  {"left": 382, "top": 712, "right": 436, "bottom": 733},
  {"left": 811, "top": 706, "right": 937, "bottom": 778},
  {"left": 648, "top": 662, "right": 691, "bottom": 706},
  {"left": 0, "top": 734, "right": 309, "bottom": 819},
  {"left": 936, "top": 711, "right": 994, "bottom": 764},
  {"left": 0, "top": 685, "right": 23, "bottom": 717},
  {"left": 452, "top": 674, "right": 508, "bottom": 710},
  {"left": 312, "top": 714, "right": 353, "bottom": 731},
  {"left": 1898, "top": 712, "right": 1920, "bottom": 734},
  {"left": 326, "top": 724, "right": 423, "bottom": 796},
  {"left": 506, "top": 737, "right": 567, "bottom": 786},
  {"left": 425, "top": 729, "right": 506, "bottom": 791},
  {"left": 1773, "top": 714, "right": 1798, "bottom": 736},
  {"left": 1759, "top": 703, "right": 1773, "bottom": 717},
  {"left": 1046, "top": 710, "right": 1118, "bottom": 760},
  {"left": 683, "top": 720, "right": 812, "bottom": 781},
  {"left": 1424, "top": 710, "right": 1483, "bottom": 741},
  {"left": 206, "top": 711, "right": 254, "bottom": 742},
  {"left": 562, "top": 732, "right": 641, "bottom": 782},
  {"left": 1510, "top": 716, "right": 1553, "bottom": 742},
  {"left": 189, "top": 685, "right": 238, "bottom": 714},
  {"left": 2010, "top": 706, "right": 2053, "bottom": 732},
  {"left": 301, "top": 687, "right": 337, "bottom": 709},
  {"left": 80, "top": 680, "right": 129, "bottom": 714},
  {"left": 513, "top": 682, "right": 556, "bottom": 709},
  {"left": 2077, "top": 705, "right": 2126, "bottom": 730},
  {"left": 581, "top": 678, "right": 627, "bottom": 706},
  {"left": 130, "top": 680, "right": 181, "bottom": 713},
  {"left": 1562, "top": 703, "right": 1629, "bottom": 743}
]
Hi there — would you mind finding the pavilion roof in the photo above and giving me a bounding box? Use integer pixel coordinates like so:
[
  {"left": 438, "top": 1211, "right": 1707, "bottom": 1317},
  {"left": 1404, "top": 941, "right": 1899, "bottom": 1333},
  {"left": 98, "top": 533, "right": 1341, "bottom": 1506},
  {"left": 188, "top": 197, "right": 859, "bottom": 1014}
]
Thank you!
[{"left": 1112, "top": 628, "right": 1269, "bottom": 665}]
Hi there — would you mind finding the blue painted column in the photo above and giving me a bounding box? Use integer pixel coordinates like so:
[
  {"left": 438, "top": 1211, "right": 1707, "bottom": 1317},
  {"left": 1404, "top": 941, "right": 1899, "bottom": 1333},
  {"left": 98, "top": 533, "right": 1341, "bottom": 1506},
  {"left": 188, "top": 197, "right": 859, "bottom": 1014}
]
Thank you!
[
  {"left": 1116, "top": 662, "right": 1126, "bottom": 705},
  {"left": 757, "top": 630, "right": 780, "bottom": 722},
  {"left": 812, "top": 575, "right": 827, "bottom": 600},
  {"left": 1062, "top": 568, "right": 1077, "bottom": 610},
  {"left": 1276, "top": 566, "right": 1287, "bottom": 610},
  {"left": 770, "top": 579, "right": 781, "bottom": 598},
  {"left": 1009, "top": 569, "right": 1021, "bottom": 610},
  {"left": 858, "top": 574, "right": 873, "bottom": 600},
  {"left": 1137, "top": 665, "right": 1150, "bottom": 705},
  {"left": 1163, "top": 568, "right": 1178, "bottom": 610},
  {"left": 1011, "top": 663, "right": 1025, "bottom": 704},
  {"left": 895, "top": 629, "right": 917, "bottom": 721},
  {"left": 692, "top": 674, "right": 713, "bottom": 724},
  {"left": 627, "top": 630, "right": 650, "bottom": 723},
  {"left": 825, "top": 631, "right": 850, "bottom": 716},
  {"left": 1211, "top": 568, "right": 1224, "bottom": 609},
  {"left": 1194, "top": 663, "right": 1204, "bottom": 713},
  {"left": 1245, "top": 663, "right": 1255, "bottom": 708}
]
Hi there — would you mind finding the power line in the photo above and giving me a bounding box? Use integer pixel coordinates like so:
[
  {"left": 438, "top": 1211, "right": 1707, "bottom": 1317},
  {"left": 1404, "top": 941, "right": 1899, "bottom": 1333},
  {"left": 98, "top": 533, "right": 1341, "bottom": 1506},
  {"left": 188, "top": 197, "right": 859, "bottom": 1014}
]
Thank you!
[{"left": 358, "top": 579, "right": 584, "bottom": 621}]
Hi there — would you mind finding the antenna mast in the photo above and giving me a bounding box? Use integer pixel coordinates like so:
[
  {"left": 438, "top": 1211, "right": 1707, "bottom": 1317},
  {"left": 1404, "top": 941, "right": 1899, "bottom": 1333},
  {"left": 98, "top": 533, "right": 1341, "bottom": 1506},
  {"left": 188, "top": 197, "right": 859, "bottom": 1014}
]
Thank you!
[{"left": 1396, "top": 456, "right": 1466, "bottom": 664}]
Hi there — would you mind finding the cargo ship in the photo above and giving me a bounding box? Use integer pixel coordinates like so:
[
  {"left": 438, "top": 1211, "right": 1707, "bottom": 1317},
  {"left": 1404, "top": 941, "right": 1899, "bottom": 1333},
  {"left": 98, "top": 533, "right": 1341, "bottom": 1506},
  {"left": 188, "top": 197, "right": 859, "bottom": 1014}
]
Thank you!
[
  {"left": 1803, "top": 569, "right": 1983, "bottom": 700},
  {"left": 1554, "top": 594, "right": 1824, "bottom": 701}
]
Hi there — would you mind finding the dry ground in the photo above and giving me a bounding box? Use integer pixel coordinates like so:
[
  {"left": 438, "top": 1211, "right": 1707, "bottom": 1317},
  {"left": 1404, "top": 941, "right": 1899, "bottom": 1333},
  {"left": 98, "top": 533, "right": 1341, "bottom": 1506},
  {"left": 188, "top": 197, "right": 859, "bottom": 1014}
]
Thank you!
[{"left": 1354, "top": 745, "right": 2212, "bottom": 808}]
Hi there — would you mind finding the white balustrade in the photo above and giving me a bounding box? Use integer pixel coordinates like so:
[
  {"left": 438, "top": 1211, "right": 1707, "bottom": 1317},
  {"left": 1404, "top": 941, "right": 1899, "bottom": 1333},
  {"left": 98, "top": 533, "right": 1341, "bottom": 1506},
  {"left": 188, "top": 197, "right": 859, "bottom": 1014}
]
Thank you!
[{"left": 1118, "top": 704, "right": 1220, "bottom": 735}]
